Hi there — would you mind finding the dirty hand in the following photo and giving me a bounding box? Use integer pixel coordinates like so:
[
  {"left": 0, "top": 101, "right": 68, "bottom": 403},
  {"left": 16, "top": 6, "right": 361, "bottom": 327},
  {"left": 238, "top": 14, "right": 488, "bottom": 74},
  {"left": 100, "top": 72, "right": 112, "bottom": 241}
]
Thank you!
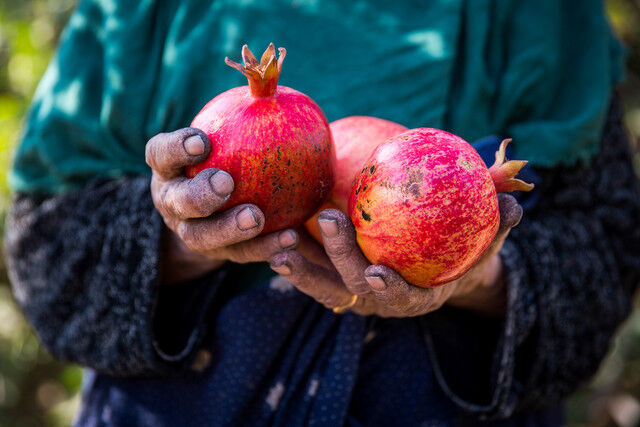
[
  {"left": 146, "top": 128, "right": 298, "bottom": 284},
  {"left": 269, "top": 194, "right": 522, "bottom": 317}
]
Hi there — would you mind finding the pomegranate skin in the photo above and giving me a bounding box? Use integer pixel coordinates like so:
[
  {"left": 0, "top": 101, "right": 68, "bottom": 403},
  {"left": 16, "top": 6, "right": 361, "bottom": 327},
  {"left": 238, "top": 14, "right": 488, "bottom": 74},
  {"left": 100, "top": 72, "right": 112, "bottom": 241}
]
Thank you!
[
  {"left": 186, "top": 45, "right": 335, "bottom": 235},
  {"left": 349, "top": 128, "right": 499, "bottom": 288},
  {"left": 304, "top": 116, "right": 407, "bottom": 241},
  {"left": 329, "top": 117, "right": 408, "bottom": 211}
]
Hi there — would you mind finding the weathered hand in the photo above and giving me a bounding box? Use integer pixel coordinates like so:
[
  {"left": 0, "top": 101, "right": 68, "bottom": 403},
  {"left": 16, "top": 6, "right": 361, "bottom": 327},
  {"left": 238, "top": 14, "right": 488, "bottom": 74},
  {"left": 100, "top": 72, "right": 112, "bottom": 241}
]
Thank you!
[
  {"left": 269, "top": 194, "right": 522, "bottom": 318},
  {"left": 146, "top": 128, "right": 298, "bottom": 284}
]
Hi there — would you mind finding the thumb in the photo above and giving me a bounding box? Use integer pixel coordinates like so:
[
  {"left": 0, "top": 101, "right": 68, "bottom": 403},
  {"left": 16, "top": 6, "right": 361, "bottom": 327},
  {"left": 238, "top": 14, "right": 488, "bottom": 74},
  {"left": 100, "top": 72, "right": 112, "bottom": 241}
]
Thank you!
[
  {"left": 496, "top": 194, "right": 523, "bottom": 237},
  {"left": 480, "top": 194, "right": 523, "bottom": 261}
]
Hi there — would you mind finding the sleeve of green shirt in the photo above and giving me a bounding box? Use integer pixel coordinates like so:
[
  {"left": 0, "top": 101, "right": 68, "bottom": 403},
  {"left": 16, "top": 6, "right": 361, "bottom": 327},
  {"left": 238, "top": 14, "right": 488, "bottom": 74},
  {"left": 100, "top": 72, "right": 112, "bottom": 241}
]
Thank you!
[{"left": 10, "top": 0, "right": 164, "bottom": 194}]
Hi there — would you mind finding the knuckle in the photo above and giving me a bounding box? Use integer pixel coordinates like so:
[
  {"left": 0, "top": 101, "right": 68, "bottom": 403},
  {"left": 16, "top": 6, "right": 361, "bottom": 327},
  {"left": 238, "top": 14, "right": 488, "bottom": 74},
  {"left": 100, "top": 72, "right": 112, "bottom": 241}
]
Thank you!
[
  {"left": 345, "top": 278, "right": 369, "bottom": 294},
  {"left": 177, "top": 224, "right": 200, "bottom": 251},
  {"left": 183, "top": 191, "right": 212, "bottom": 218},
  {"left": 155, "top": 183, "right": 170, "bottom": 211},
  {"left": 165, "top": 180, "right": 218, "bottom": 219},
  {"left": 155, "top": 148, "right": 173, "bottom": 171},
  {"left": 325, "top": 241, "right": 354, "bottom": 259},
  {"left": 162, "top": 186, "right": 183, "bottom": 217},
  {"left": 145, "top": 133, "right": 171, "bottom": 165},
  {"left": 319, "top": 294, "right": 341, "bottom": 308},
  {"left": 145, "top": 141, "right": 157, "bottom": 168}
]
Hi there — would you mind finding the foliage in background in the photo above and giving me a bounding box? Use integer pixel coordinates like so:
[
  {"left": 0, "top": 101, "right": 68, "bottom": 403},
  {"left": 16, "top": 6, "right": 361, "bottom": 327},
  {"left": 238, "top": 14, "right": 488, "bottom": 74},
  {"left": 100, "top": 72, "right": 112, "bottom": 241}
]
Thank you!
[
  {"left": 0, "top": 2, "right": 81, "bottom": 425},
  {"left": 0, "top": 1, "right": 639, "bottom": 426}
]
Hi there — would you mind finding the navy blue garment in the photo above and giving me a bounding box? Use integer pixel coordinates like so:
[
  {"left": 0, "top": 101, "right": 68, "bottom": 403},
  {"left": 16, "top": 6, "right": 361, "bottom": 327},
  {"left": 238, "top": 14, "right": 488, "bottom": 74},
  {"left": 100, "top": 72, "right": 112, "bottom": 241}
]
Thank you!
[
  {"left": 76, "top": 280, "right": 562, "bottom": 427},
  {"left": 74, "top": 138, "right": 555, "bottom": 426}
]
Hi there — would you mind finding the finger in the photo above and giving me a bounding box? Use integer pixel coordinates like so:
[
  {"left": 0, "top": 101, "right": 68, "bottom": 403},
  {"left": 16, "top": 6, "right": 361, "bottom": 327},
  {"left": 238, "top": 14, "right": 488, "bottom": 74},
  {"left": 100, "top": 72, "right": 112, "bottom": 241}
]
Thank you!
[
  {"left": 295, "top": 229, "right": 334, "bottom": 270},
  {"left": 176, "top": 204, "right": 265, "bottom": 252},
  {"left": 364, "top": 265, "right": 451, "bottom": 317},
  {"left": 270, "top": 251, "right": 355, "bottom": 310},
  {"left": 146, "top": 128, "right": 211, "bottom": 179},
  {"left": 224, "top": 228, "right": 299, "bottom": 263},
  {"left": 156, "top": 169, "right": 234, "bottom": 220},
  {"left": 496, "top": 194, "right": 523, "bottom": 236},
  {"left": 481, "top": 194, "right": 523, "bottom": 259},
  {"left": 317, "top": 209, "right": 371, "bottom": 295}
]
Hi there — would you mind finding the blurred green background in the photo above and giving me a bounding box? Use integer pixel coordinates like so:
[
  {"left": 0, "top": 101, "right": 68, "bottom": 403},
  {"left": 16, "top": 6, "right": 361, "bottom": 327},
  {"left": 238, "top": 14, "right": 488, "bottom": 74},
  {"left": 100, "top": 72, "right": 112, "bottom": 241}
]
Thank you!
[{"left": 0, "top": 1, "right": 639, "bottom": 425}]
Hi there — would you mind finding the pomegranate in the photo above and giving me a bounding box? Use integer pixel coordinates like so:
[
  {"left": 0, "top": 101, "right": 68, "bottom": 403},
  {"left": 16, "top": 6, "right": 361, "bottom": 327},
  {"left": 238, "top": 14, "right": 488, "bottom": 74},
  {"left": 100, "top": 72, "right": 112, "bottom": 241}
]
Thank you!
[
  {"left": 349, "top": 129, "right": 533, "bottom": 287},
  {"left": 305, "top": 116, "right": 407, "bottom": 242},
  {"left": 186, "top": 44, "right": 335, "bottom": 234}
]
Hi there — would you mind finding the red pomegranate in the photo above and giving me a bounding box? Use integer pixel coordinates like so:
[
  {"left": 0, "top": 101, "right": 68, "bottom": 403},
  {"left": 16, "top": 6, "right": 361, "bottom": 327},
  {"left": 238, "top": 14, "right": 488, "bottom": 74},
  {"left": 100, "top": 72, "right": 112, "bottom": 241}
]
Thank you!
[
  {"left": 305, "top": 116, "right": 407, "bottom": 242},
  {"left": 186, "top": 44, "right": 335, "bottom": 234},
  {"left": 349, "top": 128, "right": 533, "bottom": 287}
]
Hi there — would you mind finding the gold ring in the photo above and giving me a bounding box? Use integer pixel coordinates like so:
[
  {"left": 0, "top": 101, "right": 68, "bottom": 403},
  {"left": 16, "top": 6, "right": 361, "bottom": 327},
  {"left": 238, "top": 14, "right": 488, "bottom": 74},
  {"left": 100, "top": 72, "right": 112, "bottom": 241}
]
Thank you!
[{"left": 332, "top": 294, "right": 358, "bottom": 314}]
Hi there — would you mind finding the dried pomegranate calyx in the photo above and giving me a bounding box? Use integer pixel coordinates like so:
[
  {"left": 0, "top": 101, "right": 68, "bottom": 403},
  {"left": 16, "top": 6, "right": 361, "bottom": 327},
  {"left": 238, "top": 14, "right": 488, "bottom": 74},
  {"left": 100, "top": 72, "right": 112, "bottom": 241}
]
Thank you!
[
  {"left": 225, "top": 43, "right": 286, "bottom": 98},
  {"left": 488, "top": 139, "right": 535, "bottom": 193}
]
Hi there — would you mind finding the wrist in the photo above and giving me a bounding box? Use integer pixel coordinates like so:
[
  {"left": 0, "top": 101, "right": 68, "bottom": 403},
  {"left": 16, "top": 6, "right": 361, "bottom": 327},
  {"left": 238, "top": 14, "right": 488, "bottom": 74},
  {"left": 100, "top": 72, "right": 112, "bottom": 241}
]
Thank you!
[{"left": 160, "top": 226, "right": 225, "bottom": 285}]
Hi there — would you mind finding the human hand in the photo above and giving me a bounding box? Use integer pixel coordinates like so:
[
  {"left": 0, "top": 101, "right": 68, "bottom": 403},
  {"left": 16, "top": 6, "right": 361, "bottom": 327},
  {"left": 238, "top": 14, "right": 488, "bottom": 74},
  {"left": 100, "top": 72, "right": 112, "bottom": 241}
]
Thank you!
[
  {"left": 146, "top": 128, "right": 299, "bottom": 284},
  {"left": 269, "top": 194, "right": 522, "bottom": 318}
]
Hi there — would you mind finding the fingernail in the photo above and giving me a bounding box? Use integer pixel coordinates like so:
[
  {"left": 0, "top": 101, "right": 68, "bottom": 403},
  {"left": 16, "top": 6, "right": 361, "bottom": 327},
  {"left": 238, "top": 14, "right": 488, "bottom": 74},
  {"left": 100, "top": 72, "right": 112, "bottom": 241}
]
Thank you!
[
  {"left": 278, "top": 230, "right": 297, "bottom": 249},
  {"left": 318, "top": 218, "right": 338, "bottom": 237},
  {"left": 236, "top": 207, "right": 258, "bottom": 230},
  {"left": 184, "top": 135, "right": 205, "bottom": 156},
  {"left": 365, "top": 275, "right": 387, "bottom": 291},
  {"left": 210, "top": 171, "right": 234, "bottom": 196},
  {"left": 270, "top": 262, "right": 291, "bottom": 275}
]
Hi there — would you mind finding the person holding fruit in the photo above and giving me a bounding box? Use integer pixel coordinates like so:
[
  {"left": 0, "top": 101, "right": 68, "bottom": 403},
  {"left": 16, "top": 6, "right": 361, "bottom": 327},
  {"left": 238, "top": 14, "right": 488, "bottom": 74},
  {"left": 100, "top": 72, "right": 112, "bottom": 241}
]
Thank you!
[{"left": 6, "top": 0, "right": 640, "bottom": 426}]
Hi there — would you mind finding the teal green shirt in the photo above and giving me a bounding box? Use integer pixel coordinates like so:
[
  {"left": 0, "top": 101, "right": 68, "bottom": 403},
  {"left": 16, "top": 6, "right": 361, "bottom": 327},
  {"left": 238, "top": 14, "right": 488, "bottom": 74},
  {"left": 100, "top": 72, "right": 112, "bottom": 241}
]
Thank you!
[{"left": 11, "top": 0, "right": 624, "bottom": 194}]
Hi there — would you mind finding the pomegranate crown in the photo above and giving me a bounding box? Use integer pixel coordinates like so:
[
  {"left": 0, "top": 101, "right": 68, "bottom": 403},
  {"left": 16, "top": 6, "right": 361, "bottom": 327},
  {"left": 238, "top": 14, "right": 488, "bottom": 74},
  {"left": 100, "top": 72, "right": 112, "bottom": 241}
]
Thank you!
[
  {"left": 488, "top": 139, "right": 535, "bottom": 193},
  {"left": 225, "top": 43, "right": 286, "bottom": 98}
]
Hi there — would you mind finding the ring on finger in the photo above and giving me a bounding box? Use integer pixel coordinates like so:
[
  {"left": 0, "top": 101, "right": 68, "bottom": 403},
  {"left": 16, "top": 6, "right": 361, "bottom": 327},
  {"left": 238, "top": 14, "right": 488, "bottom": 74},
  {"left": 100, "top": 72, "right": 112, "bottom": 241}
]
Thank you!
[{"left": 332, "top": 294, "right": 359, "bottom": 314}]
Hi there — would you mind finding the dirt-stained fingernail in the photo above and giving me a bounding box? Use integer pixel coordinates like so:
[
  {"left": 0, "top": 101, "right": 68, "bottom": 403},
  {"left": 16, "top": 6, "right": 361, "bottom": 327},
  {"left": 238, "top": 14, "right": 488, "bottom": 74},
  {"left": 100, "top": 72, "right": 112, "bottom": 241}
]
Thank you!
[
  {"left": 210, "top": 171, "right": 234, "bottom": 196},
  {"left": 278, "top": 230, "right": 298, "bottom": 249},
  {"left": 184, "top": 135, "right": 205, "bottom": 156},
  {"left": 318, "top": 218, "right": 338, "bottom": 237},
  {"left": 365, "top": 275, "right": 387, "bottom": 291},
  {"left": 236, "top": 207, "right": 258, "bottom": 230},
  {"left": 270, "top": 262, "right": 291, "bottom": 275}
]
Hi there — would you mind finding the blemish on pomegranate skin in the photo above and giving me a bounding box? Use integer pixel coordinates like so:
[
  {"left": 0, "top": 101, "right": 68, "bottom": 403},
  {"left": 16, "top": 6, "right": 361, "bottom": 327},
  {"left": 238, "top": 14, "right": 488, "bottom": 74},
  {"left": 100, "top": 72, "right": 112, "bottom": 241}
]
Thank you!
[
  {"left": 458, "top": 157, "right": 474, "bottom": 171},
  {"left": 402, "top": 167, "right": 423, "bottom": 197},
  {"left": 381, "top": 180, "right": 395, "bottom": 190},
  {"left": 369, "top": 165, "right": 376, "bottom": 174},
  {"left": 361, "top": 209, "right": 371, "bottom": 222}
]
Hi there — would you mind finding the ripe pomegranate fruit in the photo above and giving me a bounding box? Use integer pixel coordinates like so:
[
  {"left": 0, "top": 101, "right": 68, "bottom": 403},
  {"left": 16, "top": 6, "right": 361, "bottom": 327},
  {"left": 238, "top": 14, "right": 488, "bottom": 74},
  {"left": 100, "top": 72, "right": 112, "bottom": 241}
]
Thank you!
[
  {"left": 305, "top": 116, "right": 407, "bottom": 242},
  {"left": 349, "top": 128, "right": 533, "bottom": 287},
  {"left": 186, "top": 44, "right": 335, "bottom": 234}
]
